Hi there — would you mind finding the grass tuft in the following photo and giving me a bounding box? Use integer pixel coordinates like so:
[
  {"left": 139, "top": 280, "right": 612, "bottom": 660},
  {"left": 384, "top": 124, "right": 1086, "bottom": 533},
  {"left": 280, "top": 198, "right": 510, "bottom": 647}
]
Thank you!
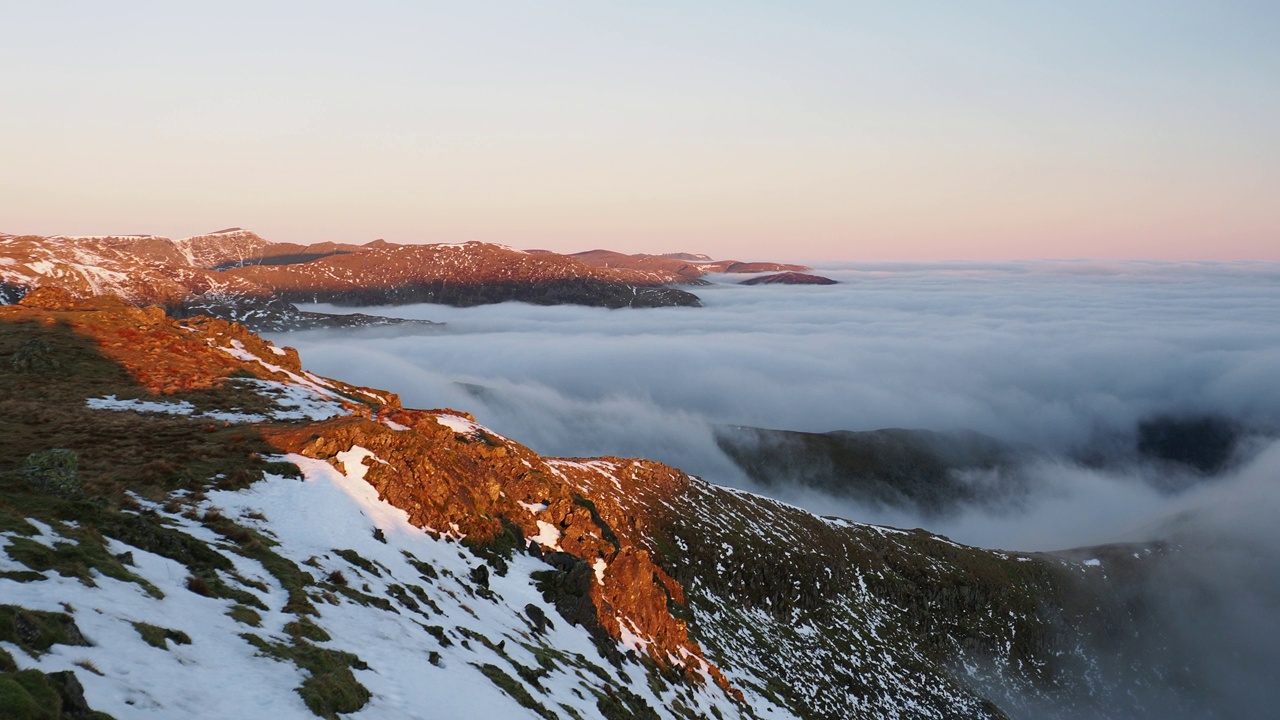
[
  {"left": 228, "top": 605, "right": 262, "bottom": 627},
  {"left": 242, "top": 633, "right": 370, "bottom": 719}
]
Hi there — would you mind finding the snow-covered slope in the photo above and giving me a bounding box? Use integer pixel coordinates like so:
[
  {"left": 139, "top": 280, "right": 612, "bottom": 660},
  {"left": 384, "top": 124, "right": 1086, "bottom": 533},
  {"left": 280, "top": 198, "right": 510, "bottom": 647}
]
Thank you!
[
  {"left": 0, "top": 233, "right": 263, "bottom": 307},
  {"left": 2, "top": 454, "right": 775, "bottom": 719}
]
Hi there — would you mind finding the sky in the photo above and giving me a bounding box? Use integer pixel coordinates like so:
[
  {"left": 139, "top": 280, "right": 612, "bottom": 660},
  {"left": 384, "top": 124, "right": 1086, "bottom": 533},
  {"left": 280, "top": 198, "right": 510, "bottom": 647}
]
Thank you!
[{"left": 2, "top": 1, "right": 1278, "bottom": 261}]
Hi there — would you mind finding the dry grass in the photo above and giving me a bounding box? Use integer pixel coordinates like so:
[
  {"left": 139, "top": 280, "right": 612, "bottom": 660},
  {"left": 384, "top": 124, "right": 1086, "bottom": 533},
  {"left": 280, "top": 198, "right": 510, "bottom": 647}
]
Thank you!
[
  {"left": 73, "top": 658, "right": 104, "bottom": 676},
  {"left": 0, "top": 311, "right": 279, "bottom": 504}
]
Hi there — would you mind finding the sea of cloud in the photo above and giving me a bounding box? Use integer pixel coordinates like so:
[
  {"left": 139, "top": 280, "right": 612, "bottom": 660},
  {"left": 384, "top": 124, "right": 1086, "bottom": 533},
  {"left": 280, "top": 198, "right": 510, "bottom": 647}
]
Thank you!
[{"left": 276, "top": 260, "right": 1280, "bottom": 554}]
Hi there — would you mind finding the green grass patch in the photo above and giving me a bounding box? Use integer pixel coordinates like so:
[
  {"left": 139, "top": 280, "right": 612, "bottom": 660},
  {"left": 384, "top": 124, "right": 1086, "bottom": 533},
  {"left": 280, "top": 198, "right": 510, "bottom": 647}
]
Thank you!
[
  {"left": 472, "top": 662, "right": 557, "bottom": 720},
  {"left": 2, "top": 521, "right": 164, "bottom": 598},
  {"left": 0, "top": 670, "right": 62, "bottom": 720},
  {"left": 333, "top": 548, "right": 381, "bottom": 577},
  {"left": 422, "top": 624, "right": 452, "bottom": 648},
  {"left": 0, "top": 668, "right": 118, "bottom": 719},
  {"left": 593, "top": 684, "right": 661, "bottom": 720},
  {"left": 558, "top": 704, "right": 587, "bottom": 720},
  {"left": 386, "top": 584, "right": 431, "bottom": 617},
  {"left": 401, "top": 550, "right": 438, "bottom": 581},
  {"left": 327, "top": 584, "right": 398, "bottom": 613},
  {"left": 204, "top": 514, "right": 317, "bottom": 616},
  {"left": 261, "top": 460, "right": 303, "bottom": 480},
  {"left": 0, "top": 605, "right": 89, "bottom": 657},
  {"left": 0, "top": 570, "right": 45, "bottom": 583},
  {"left": 242, "top": 633, "right": 370, "bottom": 719},
  {"left": 405, "top": 583, "right": 443, "bottom": 614},
  {"left": 0, "top": 510, "right": 38, "bottom": 536},
  {"left": 186, "top": 572, "right": 268, "bottom": 610},
  {"left": 285, "top": 619, "right": 331, "bottom": 643},
  {"left": 132, "top": 621, "right": 191, "bottom": 649},
  {"left": 228, "top": 605, "right": 263, "bottom": 627}
]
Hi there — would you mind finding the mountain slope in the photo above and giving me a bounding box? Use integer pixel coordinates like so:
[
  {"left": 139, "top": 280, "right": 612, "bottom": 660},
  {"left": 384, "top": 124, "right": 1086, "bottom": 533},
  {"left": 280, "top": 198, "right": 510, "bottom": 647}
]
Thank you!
[
  {"left": 0, "top": 290, "right": 1188, "bottom": 719},
  {"left": 222, "top": 241, "right": 701, "bottom": 308}
]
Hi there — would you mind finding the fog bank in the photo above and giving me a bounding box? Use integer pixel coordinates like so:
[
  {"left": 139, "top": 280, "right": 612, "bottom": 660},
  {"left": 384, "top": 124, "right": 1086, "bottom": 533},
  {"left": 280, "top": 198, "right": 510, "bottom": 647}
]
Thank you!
[{"left": 273, "top": 260, "right": 1280, "bottom": 550}]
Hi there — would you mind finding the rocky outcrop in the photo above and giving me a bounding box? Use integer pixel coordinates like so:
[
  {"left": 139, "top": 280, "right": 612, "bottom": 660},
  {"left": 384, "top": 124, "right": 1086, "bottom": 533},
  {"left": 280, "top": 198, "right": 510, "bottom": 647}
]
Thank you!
[{"left": 264, "top": 413, "right": 733, "bottom": 691}]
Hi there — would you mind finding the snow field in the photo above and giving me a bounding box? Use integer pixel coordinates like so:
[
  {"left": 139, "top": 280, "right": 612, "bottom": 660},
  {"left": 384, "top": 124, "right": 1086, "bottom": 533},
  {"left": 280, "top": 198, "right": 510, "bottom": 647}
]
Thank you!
[{"left": 1, "top": 448, "right": 776, "bottom": 719}]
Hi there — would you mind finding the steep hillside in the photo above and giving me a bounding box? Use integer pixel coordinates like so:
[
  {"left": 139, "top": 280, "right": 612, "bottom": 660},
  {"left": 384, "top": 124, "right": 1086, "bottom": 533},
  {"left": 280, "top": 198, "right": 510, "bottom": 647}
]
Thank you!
[{"left": 0, "top": 291, "right": 1186, "bottom": 719}]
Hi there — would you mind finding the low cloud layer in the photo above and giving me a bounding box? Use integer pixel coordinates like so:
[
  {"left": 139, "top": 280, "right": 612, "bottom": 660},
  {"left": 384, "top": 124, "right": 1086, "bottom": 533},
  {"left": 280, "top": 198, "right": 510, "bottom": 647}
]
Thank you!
[{"left": 277, "top": 260, "right": 1280, "bottom": 549}]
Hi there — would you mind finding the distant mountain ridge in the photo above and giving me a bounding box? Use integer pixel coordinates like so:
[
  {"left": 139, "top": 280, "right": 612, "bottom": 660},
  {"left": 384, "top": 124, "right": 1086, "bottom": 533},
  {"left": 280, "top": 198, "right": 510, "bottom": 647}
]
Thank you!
[{"left": 0, "top": 230, "right": 816, "bottom": 329}]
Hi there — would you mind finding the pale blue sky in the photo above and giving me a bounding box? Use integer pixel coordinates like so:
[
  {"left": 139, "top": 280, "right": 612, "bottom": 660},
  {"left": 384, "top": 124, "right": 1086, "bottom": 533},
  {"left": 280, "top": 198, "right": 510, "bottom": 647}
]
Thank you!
[{"left": 2, "top": 2, "right": 1277, "bottom": 259}]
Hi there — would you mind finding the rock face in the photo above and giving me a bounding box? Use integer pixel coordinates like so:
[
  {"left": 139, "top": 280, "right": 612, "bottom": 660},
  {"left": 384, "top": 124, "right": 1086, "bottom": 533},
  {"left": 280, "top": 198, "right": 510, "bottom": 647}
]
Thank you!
[
  {"left": 266, "top": 415, "right": 733, "bottom": 692},
  {"left": 738, "top": 272, "right": 837, "bottom": 286}
]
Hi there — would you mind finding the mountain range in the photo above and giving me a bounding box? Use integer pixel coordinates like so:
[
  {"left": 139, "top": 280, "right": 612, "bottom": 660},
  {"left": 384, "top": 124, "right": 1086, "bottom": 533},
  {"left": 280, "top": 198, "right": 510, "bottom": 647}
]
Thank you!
[
  {"left": 0, "top": 234, "right": 1220, "bottom": 719},
  {"left": 0, "top": 230, "right": 808, "bottom": 331}
]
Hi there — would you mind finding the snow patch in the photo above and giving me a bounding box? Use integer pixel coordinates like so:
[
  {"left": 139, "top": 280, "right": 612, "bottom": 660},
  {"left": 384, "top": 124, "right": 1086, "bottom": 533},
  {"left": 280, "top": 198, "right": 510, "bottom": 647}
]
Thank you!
[
  {"left": 532, "top": 521, "right": 563, "bottom": 551},
  {"left": 518, "top": 501, "right": 548, "bottom": 514},
  {"left": 432, "top": 413, "right": 505, "bottom": 441},
  {"left": 86, "top": 396, "right": 195, "bottom": 415},
  {"left": 335, "top": 446, "right": 388, "bottom": 484}
]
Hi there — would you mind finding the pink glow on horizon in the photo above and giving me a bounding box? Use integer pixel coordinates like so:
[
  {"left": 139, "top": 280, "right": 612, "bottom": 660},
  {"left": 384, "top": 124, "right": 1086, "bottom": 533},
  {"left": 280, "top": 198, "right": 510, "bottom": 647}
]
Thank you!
[{"left": 2, "top": 3, "right": 1276, "bottom": 263}]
